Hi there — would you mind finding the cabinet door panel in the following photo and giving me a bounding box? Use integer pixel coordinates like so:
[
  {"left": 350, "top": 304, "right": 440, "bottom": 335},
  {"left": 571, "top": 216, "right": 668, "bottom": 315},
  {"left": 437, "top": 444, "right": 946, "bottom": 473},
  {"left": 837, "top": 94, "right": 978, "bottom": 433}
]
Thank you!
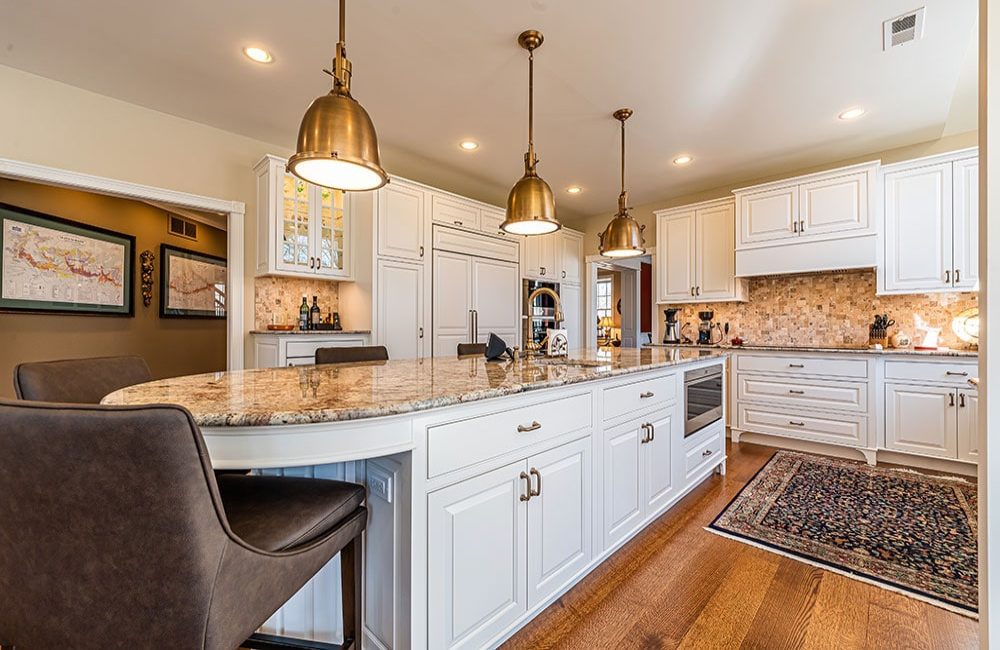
[
  {"left": 559, "top": 231, "right": 584, "bottom": 284},
  {"left": 377, "top": 183, "right": 426, "bottom": 261},
  {"left": 561, "top": 283, "right": 582, "bottom": 351},
  {"left": 433, "top": 251, "right": 473, "bottom": 356},
  {"left": 739, "top": 186, "right": 798, "bottom": 245},
  {"left": 526, "top": 438, "right": 592, "bottom": 609},
  {"left": 603, "top": 422, "right": 643, "bottom": 549},
  {"left": 958, "top": 389, "right": 979, "bottom": 463},
  {"left": 884, "top": 383, "right": 957, "bottom": 458},
  {"left": 432, "top": 195, "right": 481, "bottom": 230},
  {"left": 428, "top": 461, "right": 528, "bottom": 650},
  {"left": 656, "top": 212, "right": 696, "bottom": 302},
  {"left": 695, "top": 202, "right": 736, "bottom": 300},
  {"left": 643, "top": 412, "right": 676, "bottom": 515},
  {"left": 276, "top": 172, "right": 315, "bottom": 274},
  {"left": 883, "top": 163, "right": 952, "bottom": 292},
  {"left": 798, "top": 172, "right": 868, "bottom": 236},
  {"left": 313, "top": 186, "right": 349, "bottom": 277},
  {"left": 472, "top": 257, "right": 520, "bottom": 342},
  {"left": 376, "top": 259, "right": 424, "bottom": 360},
  {"left": 952, "top": 157, "right": 979, "bottom": 291},
  {"left": 521, "top": 233, "right": 557, "bottom": 280}
]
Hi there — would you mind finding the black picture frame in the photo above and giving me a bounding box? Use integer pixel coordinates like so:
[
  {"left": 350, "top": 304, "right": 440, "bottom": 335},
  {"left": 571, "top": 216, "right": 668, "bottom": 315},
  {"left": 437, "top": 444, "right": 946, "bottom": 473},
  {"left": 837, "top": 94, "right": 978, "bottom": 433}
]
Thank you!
[
  {"left": 0, "top": 202, "right": 135, "bottom": 317},
  {"left": 159, "top": 244, "right": 227, "bottom": 319}
]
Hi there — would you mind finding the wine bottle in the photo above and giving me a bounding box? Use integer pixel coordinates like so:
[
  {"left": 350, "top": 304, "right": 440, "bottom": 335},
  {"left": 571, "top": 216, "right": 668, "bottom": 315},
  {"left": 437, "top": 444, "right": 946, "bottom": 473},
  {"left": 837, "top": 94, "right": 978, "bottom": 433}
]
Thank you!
[
  {"left": 298, "top": 296, "right": 309, "bottom": 331},
  {"left": 310, "top": 296, "right": 321, "bottom": 328}
]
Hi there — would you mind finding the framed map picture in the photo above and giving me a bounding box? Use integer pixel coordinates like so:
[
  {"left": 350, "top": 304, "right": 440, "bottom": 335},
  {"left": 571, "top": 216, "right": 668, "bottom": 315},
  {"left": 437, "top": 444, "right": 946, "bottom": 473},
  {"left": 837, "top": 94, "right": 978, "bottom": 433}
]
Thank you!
[
  {"left": 160, "top": 244, "right": 226, "bottom": 319},
  {"left": 0, "top": 202, "right": 134, "bottom": 316}
]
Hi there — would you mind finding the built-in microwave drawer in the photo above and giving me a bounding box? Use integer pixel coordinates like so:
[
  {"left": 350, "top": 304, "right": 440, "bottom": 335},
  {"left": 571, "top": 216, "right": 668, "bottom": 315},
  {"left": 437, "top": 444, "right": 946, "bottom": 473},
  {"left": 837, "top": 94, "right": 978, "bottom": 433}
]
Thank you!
[
  {"left": 737, "top": 403, "right": 867, "bottom": 448},
  {"left": 884, "top": 360, "right": 978, "bottom": 386},
  {"left": 602, "top": 373, "right": 677, "bottom": 422},
  {"left": 735, "top": 354, "right": 868, "bottom": 379},
  {"left": 427, "top": 392, "right": 592, "bottom": 478},
  {"left": 736, "top": 374, "right": 868, "bottom": 413}
]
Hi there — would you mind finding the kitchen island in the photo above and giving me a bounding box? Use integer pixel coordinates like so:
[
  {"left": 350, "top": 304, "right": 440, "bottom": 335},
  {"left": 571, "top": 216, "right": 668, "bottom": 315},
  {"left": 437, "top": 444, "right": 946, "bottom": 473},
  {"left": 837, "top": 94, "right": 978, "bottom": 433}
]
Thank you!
[{"left": 104, "top": 347, "right": 729, "bottom": 649}]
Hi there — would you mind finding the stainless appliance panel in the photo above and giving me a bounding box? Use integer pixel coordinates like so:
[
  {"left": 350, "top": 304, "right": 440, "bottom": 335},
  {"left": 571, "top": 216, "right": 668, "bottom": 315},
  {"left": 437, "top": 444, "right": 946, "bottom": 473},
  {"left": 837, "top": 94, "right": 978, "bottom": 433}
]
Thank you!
[{"left": 684, "top": 365, "right": 724, "bottom": 437}]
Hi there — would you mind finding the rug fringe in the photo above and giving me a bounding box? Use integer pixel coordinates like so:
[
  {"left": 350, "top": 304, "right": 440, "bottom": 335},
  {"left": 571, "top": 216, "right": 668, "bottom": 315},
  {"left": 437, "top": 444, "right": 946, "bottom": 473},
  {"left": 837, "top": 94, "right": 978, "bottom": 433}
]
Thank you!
[{"left": 703, "top": 526, "right": 979, "bottom": 620}]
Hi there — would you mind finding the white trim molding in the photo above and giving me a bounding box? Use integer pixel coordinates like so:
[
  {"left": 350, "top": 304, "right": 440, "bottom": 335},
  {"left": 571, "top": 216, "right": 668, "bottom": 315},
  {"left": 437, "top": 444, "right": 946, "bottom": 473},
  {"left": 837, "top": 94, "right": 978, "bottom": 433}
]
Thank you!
[{"left": 0, "top": 157, "right": 247, "bottom": 370}]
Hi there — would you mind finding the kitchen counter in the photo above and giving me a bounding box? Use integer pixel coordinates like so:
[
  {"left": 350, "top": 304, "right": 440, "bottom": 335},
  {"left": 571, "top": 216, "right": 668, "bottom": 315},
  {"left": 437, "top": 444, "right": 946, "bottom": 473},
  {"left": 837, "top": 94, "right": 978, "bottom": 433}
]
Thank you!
[
  {"left": 249, "top": 329, "right": 372, "bottom": 335},
  {"left": 646, "top": 342, "right": 978, "bottom": 358},
  {"left": 103, "top": 347, "right": 729, "bottom": 427}
]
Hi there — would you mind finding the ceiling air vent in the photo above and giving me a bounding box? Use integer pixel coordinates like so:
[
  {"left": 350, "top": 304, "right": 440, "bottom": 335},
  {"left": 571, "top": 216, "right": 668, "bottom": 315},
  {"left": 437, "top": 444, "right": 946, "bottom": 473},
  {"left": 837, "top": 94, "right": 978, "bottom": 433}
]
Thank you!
[
  {"left": 884, "top": 8, "right": 925, "bottom": 50},
  {"left": 168, "top": 214, "right": 198, "bottom": 240}
]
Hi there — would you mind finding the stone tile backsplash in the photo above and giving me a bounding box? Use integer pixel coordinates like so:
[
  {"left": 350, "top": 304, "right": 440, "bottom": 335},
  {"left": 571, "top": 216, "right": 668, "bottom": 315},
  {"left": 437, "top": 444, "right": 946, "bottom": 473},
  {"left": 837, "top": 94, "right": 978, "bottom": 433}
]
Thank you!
[
  {"left": 255, "top": 276, "right": 340, "bottom": 329},
  {"left": 663, "top": 269, "right": 977, "bottom": 349}
]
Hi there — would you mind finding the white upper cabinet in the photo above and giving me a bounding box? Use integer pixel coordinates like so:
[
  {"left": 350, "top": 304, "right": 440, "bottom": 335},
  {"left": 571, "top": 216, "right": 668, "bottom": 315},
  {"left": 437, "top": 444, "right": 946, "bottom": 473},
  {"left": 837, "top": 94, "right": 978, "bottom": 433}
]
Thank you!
[
  {"left": 480, "top": 207, "right": 508, "bottom": 238},
  {"left": 879, "top": 149, "right": 978, "bottom": 294},
  {"left": 560, "top": 282, "right": 582, "bottom": 350},
  {"left": 557, "top": 230, "right": 584, "bottom": 285},
  {"left": 377, "top": 180, "right": 427, "bottom": 262},
  {"left": 655, "top": 198, "right": 745, "bottom": 303},
  {"left": 254, "top": 155, "right": 351, "bottom": 279},
  {"left": 733, "top": 161, "right": 878, "bottom": 276},
  {"left": 521, "top": 232, "right": 558, "bottom": 281},
  {"left": 432, "top": 194, "right": 481, "bottom": 231}
]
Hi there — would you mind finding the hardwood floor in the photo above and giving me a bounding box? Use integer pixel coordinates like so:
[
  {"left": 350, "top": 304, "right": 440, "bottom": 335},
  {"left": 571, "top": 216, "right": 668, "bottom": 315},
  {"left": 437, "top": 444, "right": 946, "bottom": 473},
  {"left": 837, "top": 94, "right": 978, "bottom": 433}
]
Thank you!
[{"left": 501, "top": 441, "right": 979, "bottom": 650}]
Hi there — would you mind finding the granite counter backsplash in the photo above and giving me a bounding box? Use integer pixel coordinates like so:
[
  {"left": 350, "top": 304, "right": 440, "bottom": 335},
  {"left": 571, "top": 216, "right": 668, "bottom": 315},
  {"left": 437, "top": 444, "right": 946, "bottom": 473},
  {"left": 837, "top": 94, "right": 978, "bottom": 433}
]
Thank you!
[
  {"left": 662, "top": 269, "right": 977, "bottom": 350},
  {"left": 255, "top": 276, "right": 340, "bottom": 329}
]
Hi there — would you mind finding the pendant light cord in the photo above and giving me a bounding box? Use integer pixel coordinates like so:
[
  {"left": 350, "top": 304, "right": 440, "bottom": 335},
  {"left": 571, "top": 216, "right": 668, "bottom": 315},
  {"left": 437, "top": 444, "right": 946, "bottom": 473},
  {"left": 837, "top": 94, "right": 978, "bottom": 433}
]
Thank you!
[{"left": 339, "top": 0, "right": 346, "bottom": 46}]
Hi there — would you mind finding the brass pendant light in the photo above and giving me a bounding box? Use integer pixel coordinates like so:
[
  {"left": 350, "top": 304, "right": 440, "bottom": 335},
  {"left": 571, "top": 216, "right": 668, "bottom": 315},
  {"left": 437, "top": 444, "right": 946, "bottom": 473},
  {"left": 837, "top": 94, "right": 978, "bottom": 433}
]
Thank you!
[
  {"left": 502, "top": 30, "right": 560, "bottom": 236},
  {"left": 598, "top": 108, "right": 646, "bottom": 258},
  {"left": 288, "top": 0, "right": 388, "bottom": 192}
]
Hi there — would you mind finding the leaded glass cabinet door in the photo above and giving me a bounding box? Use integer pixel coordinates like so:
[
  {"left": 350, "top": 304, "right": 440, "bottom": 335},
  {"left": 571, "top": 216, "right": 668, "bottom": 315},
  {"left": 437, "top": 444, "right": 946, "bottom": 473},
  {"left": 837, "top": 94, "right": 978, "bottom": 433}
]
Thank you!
[
  {"left": 312, "top": 186, "right": 350, "bottom": 278},
  {"left": 276, "top": 172, "right": 315, "bottom": 274}
]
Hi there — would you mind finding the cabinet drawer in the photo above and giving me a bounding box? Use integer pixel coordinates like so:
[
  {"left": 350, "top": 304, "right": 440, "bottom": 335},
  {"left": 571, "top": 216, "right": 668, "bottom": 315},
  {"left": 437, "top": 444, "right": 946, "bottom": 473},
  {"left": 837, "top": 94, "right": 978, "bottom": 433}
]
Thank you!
[
  {"left": 884, "top": 360, "right": 978, "bottom": 386},
  {"left": 735, "top": 354, "right": 868, "bottom": 379},
  {"left": 427, "top": 392, "right": 592, "bottom": 478},
  {"left": 737, "top": 403, "right": 866, "bottom": 447},
  {"left": 285, "top": 337, "right": 368, "bottom": 360},
  {"left": 480, "top": 209, "right": 507, "bottom": 237},
  {"left": 602, "top": 373, "right": 677, "bottom": 422},
  {"left": 431, "top": 195, "right": 481, "bottom": 230},
  {"left": 684, "top": 427, "right": 723, "bottom": 481},
  {"left": 737, "top": 374, "right": 867, "bottom": 413},
  {"left": 432, "top": 225, "right": 520, "bottom": 263}
]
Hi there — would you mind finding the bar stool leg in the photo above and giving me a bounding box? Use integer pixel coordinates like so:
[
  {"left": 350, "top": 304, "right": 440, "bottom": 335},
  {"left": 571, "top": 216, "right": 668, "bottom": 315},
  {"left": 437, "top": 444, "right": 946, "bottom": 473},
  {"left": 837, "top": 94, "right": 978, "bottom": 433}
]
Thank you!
[{"left": 340, "top": 535, "right": 363, "bottom": 650}]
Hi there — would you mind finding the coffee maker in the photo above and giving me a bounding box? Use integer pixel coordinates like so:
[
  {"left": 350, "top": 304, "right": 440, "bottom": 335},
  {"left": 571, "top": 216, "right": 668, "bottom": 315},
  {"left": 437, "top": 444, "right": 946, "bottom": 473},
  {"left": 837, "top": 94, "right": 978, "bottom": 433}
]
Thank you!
[
  {"left": 697, "top": 310, "right": 720, "bottom": 345},
  {"left": 663, "top": 309, "right": 681, "bottom": 344}
]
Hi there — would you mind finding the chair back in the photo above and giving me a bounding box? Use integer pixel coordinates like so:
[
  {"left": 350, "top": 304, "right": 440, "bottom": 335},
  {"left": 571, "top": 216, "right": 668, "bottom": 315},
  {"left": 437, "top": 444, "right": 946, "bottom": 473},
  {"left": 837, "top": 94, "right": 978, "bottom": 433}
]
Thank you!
[
  {"left": 315, "top": 345, "right": 389, "bottom": 365},
  {"left": 0, "top": 400, "right": 229, "bottom": 648},
  {"left": 456, "top": 343, "right": 487, "bottom": 357},
  {"left": 13, "top": 355, "right": 152, "bottom": 403}
]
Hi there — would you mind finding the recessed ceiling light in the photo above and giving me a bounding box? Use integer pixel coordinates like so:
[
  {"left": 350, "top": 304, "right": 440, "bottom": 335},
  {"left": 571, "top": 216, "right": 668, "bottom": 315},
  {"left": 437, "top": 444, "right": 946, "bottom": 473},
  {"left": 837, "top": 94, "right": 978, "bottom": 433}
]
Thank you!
[
  {"left": 243, "top": 46, "right": 273, "bottom": 64},
  {"left": 838, "top": 107, "right": 866, "bottom": 120},
  {"left": 566, "top": 186, "right": 583, "bottom": 194},
  {"left": 459, "top": 140, "right": 479, "bottom": 151},
  {"left": 672, "top": 155, "right": 693, "bottom": 166}
]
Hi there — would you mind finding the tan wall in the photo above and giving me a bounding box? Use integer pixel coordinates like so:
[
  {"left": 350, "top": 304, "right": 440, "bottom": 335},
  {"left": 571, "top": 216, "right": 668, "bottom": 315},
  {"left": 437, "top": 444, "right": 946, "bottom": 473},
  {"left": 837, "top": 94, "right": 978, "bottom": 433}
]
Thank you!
[{"left": 0, "top": 179, "right": 227, "bottom": 398}]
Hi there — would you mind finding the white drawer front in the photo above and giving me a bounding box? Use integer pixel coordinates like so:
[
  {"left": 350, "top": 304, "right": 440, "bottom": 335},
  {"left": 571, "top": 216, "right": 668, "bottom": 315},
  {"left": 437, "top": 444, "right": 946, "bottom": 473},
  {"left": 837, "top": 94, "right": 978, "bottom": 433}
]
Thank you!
[
  {"left": 884, "top": 360, "right": 978, "bottom": 386},
  {"left": 431, "top": 194, "right": 481, "bottom": 230},
  {"left": 428, "top": 392, "right": 592, "bottom": 478},
  {"left": 684, "top": 427, "right": 723, "bottom": 481},
  {"left": 286, "top": 336, "right": 369, "bottom": 360},
  {"left": 432, "top": 225, "right": 520, "bottom": 263},
  {"left": 602, "top": 373, "right": 677, "bottom": 422},
  {"left": 735, "top": 354, "right": 868, "bottom": 379},
  {"left": 737, "top": 403, "right": 866, "bottom": 447},
  {"left": 737, "top": 374, "right": 867, "bottom": 413}
]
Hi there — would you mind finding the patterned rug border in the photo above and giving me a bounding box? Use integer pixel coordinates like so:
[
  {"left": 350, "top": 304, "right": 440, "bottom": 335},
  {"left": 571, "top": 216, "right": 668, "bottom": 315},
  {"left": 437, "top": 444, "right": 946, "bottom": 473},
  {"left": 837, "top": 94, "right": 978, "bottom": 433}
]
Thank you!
[{"left": 708, "top": 450, "right": 978, "bottom": 619}]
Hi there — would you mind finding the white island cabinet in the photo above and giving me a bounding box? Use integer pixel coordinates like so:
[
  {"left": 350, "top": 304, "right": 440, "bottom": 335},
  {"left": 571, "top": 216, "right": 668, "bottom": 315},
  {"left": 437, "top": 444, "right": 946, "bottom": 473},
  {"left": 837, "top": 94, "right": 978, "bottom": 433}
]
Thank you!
[{"left": 103, "top": 348, "right": 728, "bottom": 650}]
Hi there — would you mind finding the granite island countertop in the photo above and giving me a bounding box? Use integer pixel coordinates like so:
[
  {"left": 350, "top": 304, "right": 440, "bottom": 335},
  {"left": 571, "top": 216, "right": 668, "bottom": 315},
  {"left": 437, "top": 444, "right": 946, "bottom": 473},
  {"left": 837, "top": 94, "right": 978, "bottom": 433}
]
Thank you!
[
  {"left": 102, "top": 347, "right": 728, "bottom": 427},
  {"left": 249, "top": 329, "right": 372, "bottom": 335},
  {"left": 645, "top": 342, "right": 978, "bottom": 358}
]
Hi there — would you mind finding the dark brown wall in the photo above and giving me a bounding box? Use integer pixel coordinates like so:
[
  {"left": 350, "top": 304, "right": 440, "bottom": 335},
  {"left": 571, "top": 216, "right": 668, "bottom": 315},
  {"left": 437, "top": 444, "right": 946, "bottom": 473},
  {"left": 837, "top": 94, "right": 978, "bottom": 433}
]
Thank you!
[{"left": 0, "top": 179, "right": 227, "bottom": 399}]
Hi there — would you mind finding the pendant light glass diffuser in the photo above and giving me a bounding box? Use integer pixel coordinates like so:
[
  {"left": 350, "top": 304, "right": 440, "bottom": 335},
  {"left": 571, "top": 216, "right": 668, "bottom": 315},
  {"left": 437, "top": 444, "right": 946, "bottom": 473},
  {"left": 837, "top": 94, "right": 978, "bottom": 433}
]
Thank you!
[
  {"left": 599, "top": 108, "right": 646, "bottom": 258},
  {"left": 502, "top": 30, "right": 560, "bottom": 236},
  {"left": 288, "top": 0, "right": 388, "bottom": 191}
]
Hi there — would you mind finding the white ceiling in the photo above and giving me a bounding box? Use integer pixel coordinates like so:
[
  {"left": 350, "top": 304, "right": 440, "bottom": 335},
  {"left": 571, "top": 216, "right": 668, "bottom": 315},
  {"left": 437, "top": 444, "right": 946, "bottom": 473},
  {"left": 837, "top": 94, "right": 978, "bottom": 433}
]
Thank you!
[{"left": 0, "top": 1, "right": 978, "bottom": 221}]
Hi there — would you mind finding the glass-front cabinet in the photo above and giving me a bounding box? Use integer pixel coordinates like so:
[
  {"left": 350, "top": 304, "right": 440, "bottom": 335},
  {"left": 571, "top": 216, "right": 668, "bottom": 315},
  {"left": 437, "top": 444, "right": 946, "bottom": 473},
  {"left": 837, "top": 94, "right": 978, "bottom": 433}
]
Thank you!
[{"left": 255, "top": 154, "right": 351, "bottom": 279}]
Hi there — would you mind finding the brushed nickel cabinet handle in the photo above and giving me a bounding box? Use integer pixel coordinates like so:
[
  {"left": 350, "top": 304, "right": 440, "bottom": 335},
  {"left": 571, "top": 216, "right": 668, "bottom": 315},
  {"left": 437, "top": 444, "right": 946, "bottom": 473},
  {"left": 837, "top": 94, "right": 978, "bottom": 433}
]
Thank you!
[
  {"left": 640, "top": 423, "right": 651, "bottom": 444},
  {"left": 949, "top": 393, "right": 955, "bottom": 407},
  {"left": 788, "top": 421, "right": 805, "bottom": 427},
  {"left": 946, "top": 371, "right": 969, "bottom": 376},
  {"left": 648, "top": 422, "right": 656, "bottom": 441},
  {"left": 517, "top": 421, "right": 542, "bottom": 433},
  {"left": 945, "top": 270, "right": 951, "bottom": 283},
  {"left": 519, "top": 471, "right": 531, "bottom": 501},
  {"left": 529, "top": 468, "right": 541, "bottom": 497},
  {"left": 702, "top": 449, "right": 713, "bottom": 457},
  {"left": 640, "top": 391, "right": 654, "bottom": 398},
  {"left": 789, "top": 389, "right": 805, "bottom": 395},
  {"left": 789, "top": 363, "right": 805, "bottom": 368}
]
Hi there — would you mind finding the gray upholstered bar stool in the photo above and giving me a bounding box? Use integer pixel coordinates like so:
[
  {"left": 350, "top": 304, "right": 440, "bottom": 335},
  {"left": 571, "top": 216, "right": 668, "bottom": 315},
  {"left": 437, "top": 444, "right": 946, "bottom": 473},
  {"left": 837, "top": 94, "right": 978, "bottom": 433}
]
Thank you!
[
  {"left": 456, "top": 343, "right": 487, "bottom": 357},
  {"left": 13, "top": 355, "right": 152, "bottom": 403},
  {"left": 0, "top": 400, "right": 366, "bottom": 650},
  {"left": 315, "top": 345, "right": 389, "bottom": 364}
]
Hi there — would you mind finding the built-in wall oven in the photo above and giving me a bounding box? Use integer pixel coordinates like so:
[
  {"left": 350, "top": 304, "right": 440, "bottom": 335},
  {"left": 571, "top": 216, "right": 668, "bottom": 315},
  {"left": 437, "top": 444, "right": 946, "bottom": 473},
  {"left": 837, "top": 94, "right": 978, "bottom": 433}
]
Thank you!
[
  {"left": 523, "top": 279, "right": 560, "bottom": 350},
  {"left": 684, "top": 365, "right": 724, "bottom": 437}
]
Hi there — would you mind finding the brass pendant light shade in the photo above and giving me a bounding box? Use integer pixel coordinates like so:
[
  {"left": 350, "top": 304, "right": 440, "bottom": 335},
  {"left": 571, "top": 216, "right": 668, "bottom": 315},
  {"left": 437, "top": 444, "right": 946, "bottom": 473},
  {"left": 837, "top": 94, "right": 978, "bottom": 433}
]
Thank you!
[
  {"left": 599, "top": 108, "right": 646, "bottom": 258},
  {"left": 288, "top": 0, "right": 388, "bottom": 192},
  {"left": 502, "top": 30, "right": 560, "bottom": 236}
]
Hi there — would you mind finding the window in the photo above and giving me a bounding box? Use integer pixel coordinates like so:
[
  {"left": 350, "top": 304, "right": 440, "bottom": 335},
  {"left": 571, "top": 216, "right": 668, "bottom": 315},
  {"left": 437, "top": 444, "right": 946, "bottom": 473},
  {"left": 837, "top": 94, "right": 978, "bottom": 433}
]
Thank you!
[{"left": 596, "top": 278, "right": 612, "bottom": 320}]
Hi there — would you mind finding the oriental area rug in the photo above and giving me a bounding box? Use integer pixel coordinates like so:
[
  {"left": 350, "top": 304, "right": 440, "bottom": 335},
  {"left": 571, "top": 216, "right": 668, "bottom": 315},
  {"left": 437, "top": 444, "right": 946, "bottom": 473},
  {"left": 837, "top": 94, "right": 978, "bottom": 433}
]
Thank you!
[{"left": 708, "top": 450, "right": 978, "bottom": 616}]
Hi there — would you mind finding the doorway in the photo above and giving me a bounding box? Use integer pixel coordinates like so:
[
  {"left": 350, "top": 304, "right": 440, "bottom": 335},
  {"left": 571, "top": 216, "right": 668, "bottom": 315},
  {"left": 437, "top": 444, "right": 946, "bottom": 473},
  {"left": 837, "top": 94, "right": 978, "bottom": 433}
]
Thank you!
[{"left": 585, "top": 254, "right": 652, "bottom": 349}]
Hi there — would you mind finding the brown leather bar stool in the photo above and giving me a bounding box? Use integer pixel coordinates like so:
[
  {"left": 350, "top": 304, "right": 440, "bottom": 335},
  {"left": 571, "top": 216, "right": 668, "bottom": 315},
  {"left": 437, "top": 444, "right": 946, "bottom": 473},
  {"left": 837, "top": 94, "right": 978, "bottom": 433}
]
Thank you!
[
  {"left": 315, "top": 345, "right": 389, "bottom": 364},
  {"left": 456, "top": 343, "right": 487, "bottom": 357},
  {"left": 13, "top": 355, "right": 152, "bottom": 402},
  {"left": 0, "top": 400, "right": 366, "bottom": 650}
]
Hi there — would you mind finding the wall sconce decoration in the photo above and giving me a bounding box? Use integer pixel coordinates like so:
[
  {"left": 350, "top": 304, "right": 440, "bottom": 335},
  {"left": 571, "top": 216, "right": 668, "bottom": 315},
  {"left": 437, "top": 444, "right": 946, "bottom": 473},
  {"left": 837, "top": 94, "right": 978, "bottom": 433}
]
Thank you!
[{"left": 140, "top": 250, "right": 155, "bottom": 307}]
